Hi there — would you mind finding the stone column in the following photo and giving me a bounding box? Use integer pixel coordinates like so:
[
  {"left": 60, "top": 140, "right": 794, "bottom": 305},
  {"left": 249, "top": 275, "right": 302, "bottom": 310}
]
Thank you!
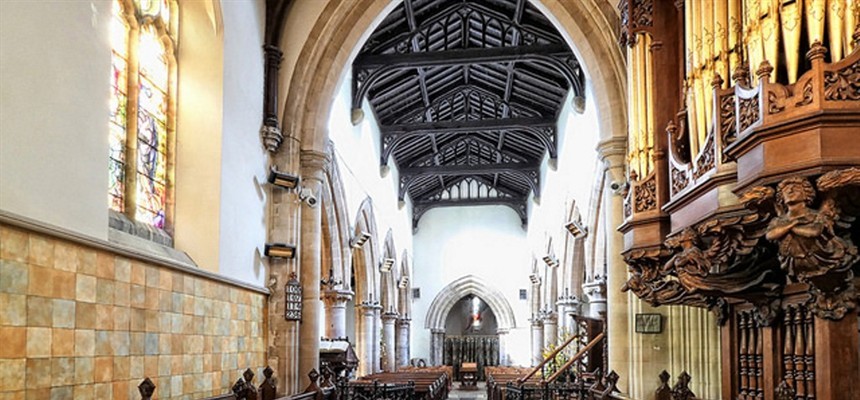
[
  {"left": 267, "top": 129, "right": 301, "bottom": 395},
  {"left": 583, "top": 277, "right": 607, "bottom": 318},
  {"left": 298, "top": 150, "right": 328, "bottom": 388},
  {"left": 547, "top": 262, "right": 559, "bottom": 315},
  {"left": 430, "top": 328, "right": 445, "bottom": 366},
  {"left": 396, "top": 317, "right": 411, "bottom": 368},
  {"left": 357, "top": 302, "right": 379, "bottom": 376},
  {"left": 599, "top": 137, "right": 631, "bottom": 391},
  {"left": 323, "top": 290, "right": 352, "bottom": 339},
  {"left": 557, "top": 294, "right": 580, "bottom": 333},
  {"left": 530, "top": 318, "right": 544, "bottom": 366},
  {"left": 497, "top": 328, "right": 510, "bottom": 366},
  {"left": 543, "top": 311, "right": 558, "bottom": 348},
  {"left": 372, "top": 306, "right": 382, "bottom": 372},
  {"left": 381, "top": 312, "right": 398, "bottom": 371}
]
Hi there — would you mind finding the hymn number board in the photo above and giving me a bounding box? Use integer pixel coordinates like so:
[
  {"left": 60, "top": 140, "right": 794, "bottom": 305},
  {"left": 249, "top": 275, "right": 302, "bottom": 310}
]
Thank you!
[{"left": 285, "top": 272, "right": 302, "bottom": 321}]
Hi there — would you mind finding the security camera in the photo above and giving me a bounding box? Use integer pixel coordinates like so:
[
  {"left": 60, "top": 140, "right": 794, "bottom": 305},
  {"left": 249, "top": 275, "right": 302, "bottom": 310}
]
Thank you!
[
  {"left": 305, "top": 195, "right": 318, "bottom": 208},
  {"left": 298, "top": 187, "right": 318, "bottom": 208},
  {"left": 609, "top": 180, "right": 627, "bottom": 195}
]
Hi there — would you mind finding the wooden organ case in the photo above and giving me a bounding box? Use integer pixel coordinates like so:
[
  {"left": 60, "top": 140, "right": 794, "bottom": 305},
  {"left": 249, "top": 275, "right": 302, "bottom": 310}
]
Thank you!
[{"left": 618, "top": 1, "right": 860, "bottom": 400}]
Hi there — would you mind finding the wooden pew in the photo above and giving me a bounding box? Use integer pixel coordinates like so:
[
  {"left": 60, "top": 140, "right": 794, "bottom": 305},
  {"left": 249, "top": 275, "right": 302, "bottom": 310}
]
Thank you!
[
  {"left": 484, "top": 366, "right": 536, "bottom": 400},
  {"left": 137, "top": 367, "right": 334, "bottom": 400},
  {"left": 353, "top": 371, "right": 449, "bottom": 400}
]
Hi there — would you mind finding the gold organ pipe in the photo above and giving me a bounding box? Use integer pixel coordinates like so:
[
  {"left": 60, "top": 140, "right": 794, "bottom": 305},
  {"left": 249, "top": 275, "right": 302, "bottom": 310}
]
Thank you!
[
  {"left": 846, "top": 0, "right": 857, "bottom": 52},
  {"left": 828, "top": 0, "right": 846, "bottom": 61},
  {"left": 715, "top": 0, "right": 730, "bottom": 87},
  {"left": 685, "top": 0, "right": 700, "bottom": 158},
  {"left": 636, "top": 39, "right": 649, "bottom": 176},
  {"left": 644, "top": 34, "right": 654, "bottom": 174},
  {"left": 780, "top": 0, "right": 803, "bottom": 83},
  {"left": 729, "top": 0, "right": 742, "bottom": 74},
  {"left": 686, "top": 0, "right": 694, "bottom": 75},
  {"left": 627, "top": 41, "right": 640, "bottom": 179},
  {"left": 761, "top": 0, "right": 780, "bottom": 82},
  {"left": 807, "top": 0, "right": 827, "bottom": 45},
  {"left": 693, "top": 0, "right": 707, "bottom": 154},
  {"left": 745, "top": 0, "right": 764, "bottom": 85},
  {"left": 702, "top": 0, "right": 715, "bottom": 141}
]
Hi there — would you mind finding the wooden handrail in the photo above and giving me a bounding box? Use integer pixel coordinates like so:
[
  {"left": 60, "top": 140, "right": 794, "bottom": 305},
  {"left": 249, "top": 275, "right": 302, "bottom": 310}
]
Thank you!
[
  {"left": 517, "top": 333, "right": 580, "bottom": 383},
  {"left": 545, "top": 332, "right": 605, "bottom": 384}
]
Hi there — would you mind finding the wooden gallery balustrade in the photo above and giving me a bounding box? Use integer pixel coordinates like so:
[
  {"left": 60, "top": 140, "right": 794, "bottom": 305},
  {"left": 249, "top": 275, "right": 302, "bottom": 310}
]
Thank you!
[{"left": 619, "top": 1, "right": 860, "bottom": 400}]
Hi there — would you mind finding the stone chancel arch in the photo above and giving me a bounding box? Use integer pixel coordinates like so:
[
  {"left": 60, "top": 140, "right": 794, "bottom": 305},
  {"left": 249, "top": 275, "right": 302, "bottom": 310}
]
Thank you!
[
  {"left": 424, "top": 275, "right": 516, "bottom": 365},
  {"left": 273, "top": 0, "right": 629, "bottom": 389}
]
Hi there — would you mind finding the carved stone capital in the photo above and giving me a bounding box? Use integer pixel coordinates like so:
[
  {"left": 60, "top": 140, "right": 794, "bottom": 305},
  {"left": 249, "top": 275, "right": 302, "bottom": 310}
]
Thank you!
[
  {"left": 322, "top": 290, "right": 353, "bottom": 307},
  {"left": 300, "top": 150, "right": 331, "bottom": 182},
  {"left": 261, "top": 124, "right": 284, "bottom": 153},
  {"left": 596, "top": 137, "right": 627, "bottom": 168},
  {"left": 583, "top": 276, "right": 607, "bottom": 302},
  {"left": 556, "top": 294, "right": 580, "bottom": 308},
  {"left": 358, "top": 301, "right": 381, "bottom": 316}
]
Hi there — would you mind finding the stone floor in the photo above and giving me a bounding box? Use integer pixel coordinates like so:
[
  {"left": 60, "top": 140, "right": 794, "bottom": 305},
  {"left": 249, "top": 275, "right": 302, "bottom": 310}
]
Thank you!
[{"left": 447, "top": 381, "right": 487, "bottom": 400}]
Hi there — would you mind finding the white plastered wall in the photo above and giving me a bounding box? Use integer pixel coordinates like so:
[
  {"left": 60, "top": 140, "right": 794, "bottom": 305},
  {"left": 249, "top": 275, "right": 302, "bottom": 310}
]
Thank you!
[
  {"left": 0, "top": 0, "right": 269, "bottom": 287},
  {"left": 0, "top": 1, "right": 112, "bottom": 239},
  {"left": 174, "top": 0, "right": 225, "bottom": 273},
  {"left": 215, "top": 0, "right": 268, "bottom": 286}
]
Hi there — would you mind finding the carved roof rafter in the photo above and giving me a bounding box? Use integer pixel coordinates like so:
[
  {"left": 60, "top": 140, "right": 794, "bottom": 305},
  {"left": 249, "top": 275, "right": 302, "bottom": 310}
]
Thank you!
[
  {"left": 398, "top": 161, "right": 540, "bottom": 201},
  {"left": 353, "top": 0, "right": 583, "bottom": 228}
]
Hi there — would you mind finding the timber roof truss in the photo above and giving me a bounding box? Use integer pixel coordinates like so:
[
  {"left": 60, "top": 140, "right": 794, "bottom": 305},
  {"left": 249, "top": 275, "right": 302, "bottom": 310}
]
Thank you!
[{"left": 351, "top": 0, "right": 585, "bottom": 229}]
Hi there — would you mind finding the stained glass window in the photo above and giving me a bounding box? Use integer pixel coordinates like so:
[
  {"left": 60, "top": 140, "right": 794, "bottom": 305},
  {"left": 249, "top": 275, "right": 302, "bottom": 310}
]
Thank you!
[
  {"left": 109, "top": 0, "right": 129, "bottom": 212},
  {"left": 108, "top": 0, "right": 175, "bottom": 231}
]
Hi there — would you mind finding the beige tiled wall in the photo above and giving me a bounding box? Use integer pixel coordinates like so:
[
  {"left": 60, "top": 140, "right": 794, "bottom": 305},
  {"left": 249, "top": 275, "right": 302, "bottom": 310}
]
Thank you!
[{"left": 0, "top": 224, "right": 268, "bottom": 400}]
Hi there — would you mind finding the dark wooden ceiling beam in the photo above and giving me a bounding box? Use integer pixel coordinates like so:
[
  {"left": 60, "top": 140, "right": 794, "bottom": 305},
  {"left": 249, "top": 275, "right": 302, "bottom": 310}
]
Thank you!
[
  {"left": 382, "top": 117, "right": 553, "bottom": 135},
  {"left": 400, "top": 161, "right": 539, "bottom": 177},
  {"left": 392, "top": 83, "right": 542, "bottom": 125},
  {"left": 494, "top": 0, "right": 525, "bottom": 188},
  {"left": 402, "top": 134, "right": 532, "bottom": 167},
  {"left": 399, "top": 162, "right": 540, "bottom": 202},
  {"left": 354, "top": 44, "right": 570, "bottom": 69},
  {"left": 352, "top": 44, "right": 581, "bottom": 109},
  {"left": 381, "top": 124, "right": 556, "bottom": 167}
]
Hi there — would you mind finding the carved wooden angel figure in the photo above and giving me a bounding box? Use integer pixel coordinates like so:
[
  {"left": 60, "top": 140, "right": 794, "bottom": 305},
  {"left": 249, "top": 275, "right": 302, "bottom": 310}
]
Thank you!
[
  {"left": 663, "top": 228, "right": 711, "bottom": 287},
  {"left": 764, "top": 176, "right": 857, "bottom": 282},
  {"left": 762, "top": 172, "right": 860, "bottom": 319}
]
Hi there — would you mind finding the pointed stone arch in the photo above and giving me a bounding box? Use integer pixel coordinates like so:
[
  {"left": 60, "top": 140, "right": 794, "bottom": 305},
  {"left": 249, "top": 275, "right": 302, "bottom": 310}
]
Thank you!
[
  {"left": 397, "top": 250, "right": 411, "bottom": 318},
  {"left": 351, "top": 197, "right": 382, "bottom": 375},
  {"left": 395, "top": 249, "right": 412, "bottom": 368},
  {"left": 424, "top": 275, "right": 516, "bottom": 331},
  {"left": 321, "top": 146, "right": 353, "bottom": 289},
  {"left": 380, "top": 229, "right": 397, "bottom": 314},
  {"left": 351, "top": 197, "right": 379, "bottom": 303}
]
